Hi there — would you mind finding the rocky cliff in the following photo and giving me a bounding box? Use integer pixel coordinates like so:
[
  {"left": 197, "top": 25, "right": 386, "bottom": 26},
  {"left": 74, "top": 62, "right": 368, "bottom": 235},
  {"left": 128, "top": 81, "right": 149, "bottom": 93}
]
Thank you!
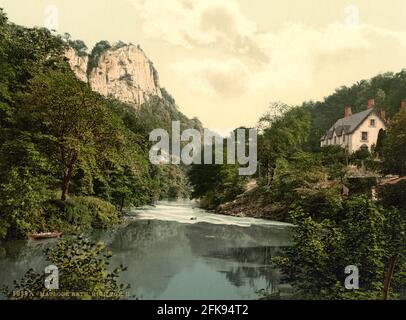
[{"left": 66, "top": 42, "right": 162, "bottom": 105}]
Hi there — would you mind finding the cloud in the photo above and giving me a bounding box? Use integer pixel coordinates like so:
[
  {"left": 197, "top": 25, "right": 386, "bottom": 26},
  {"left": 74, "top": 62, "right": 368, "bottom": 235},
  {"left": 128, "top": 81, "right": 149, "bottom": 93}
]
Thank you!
[
  {"left": 128, "top": 0, "right": 406, "bottom": 104},
  {"left": 171, "top": 20, "right": 406, "bottom": 99},
  {"left": 126, "top": 0, "right": 269, "bottom": 63},
  {"left": 252, "top": 22, "right": 373, "bottom": 91},
  {"left": 171, "top": 58, "right": 251, "bottom": 97}
]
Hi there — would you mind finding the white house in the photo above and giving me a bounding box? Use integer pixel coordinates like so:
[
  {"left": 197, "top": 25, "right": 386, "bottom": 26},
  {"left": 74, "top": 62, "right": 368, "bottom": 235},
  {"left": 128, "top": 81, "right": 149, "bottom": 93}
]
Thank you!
[{"left": 320, "top": 99, "right": 387, "bottom": 153}]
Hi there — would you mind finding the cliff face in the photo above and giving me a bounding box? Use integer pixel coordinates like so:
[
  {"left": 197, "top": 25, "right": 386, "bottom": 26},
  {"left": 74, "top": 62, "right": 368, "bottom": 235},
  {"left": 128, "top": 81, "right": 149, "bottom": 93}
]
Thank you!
[
  {"left": 66, "top": 43, "right": 162, "bottom": 105},
  {"left": 66, "top": 47, "right": 89, "bottom": 83}
]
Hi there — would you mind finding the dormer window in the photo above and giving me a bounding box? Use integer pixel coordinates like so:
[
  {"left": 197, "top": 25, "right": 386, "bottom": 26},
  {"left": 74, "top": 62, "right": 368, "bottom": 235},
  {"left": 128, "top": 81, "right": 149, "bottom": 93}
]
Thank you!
[
  {"left": 370, "top": 119, "right": 376, "bottom": 127},
  {"left": 361, "top": 132, "right": 368, "bottom": 141}
]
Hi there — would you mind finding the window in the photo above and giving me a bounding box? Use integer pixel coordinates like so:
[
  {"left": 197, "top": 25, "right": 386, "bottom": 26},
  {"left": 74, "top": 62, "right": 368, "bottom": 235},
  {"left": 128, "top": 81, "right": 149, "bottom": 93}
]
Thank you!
[
  {"left": 343, "top": 135, "right": 346, "bottom": 143},
  {"left": 334, "top": 137, "right": 337, "bottom": 144},
  {"left": 361, "top": 132, "right": 368, "bottom": 141},
  {"left": 370, "top": 119, "right": 376, "bottom": 127}
]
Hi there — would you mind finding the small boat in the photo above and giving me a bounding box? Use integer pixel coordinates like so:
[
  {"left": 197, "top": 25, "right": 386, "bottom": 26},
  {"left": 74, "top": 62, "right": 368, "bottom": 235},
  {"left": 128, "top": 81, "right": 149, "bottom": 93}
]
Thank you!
[{"left": 27, "top": 232, "right": 62, "bottom": 240}]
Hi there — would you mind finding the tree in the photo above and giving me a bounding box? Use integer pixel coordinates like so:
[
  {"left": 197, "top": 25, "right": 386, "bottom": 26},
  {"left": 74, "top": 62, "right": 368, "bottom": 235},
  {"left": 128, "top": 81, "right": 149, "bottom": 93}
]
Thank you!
[
  {"left": 374, "top": 129, "right": 387, "bottom": 157},
  {"left": 258, "top": 104, "right": 310, "bottom": 184},
  {"left": 0, "top": 134, "right": 56, "bottom": 238},
  {"left": 188, "top": 143, "right": 247, "bottom": 209},
  {"left": 17, "top": 70, "right": 123, "bottom": 201},
  {"left": 382, "top": 108, "right": 406, "bottom": 175},
  {"left": 69, "top": 39, "right": 88, "bottom": 56}
]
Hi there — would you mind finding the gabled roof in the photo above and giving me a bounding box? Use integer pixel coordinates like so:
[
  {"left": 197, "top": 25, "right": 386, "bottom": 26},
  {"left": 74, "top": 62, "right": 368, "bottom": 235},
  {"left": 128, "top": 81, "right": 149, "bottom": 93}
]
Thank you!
[{"left": 323, "top": 108, "right": 385, "bottom": 139}]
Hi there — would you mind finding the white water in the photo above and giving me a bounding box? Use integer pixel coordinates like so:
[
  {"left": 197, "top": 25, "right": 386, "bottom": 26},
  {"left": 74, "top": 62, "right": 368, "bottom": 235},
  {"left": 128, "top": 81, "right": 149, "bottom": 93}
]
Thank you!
[{"left": 129, "top": 200, "right": 293, "bottom": 228}]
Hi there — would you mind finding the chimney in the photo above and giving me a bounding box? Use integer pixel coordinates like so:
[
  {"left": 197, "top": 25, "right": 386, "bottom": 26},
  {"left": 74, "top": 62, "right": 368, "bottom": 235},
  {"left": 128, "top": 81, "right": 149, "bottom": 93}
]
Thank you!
[
  {"left": 380, "top": 109, "right": 386, "bottom": 121},
  {"left": 344, "top": 106, "right": 352, "bottom": 118},
  {"left": 402, "top": 99, "right": 406, "bottom": 110},
  {"left": 368, "top": 98, "right": 375, "bottom": 109}
]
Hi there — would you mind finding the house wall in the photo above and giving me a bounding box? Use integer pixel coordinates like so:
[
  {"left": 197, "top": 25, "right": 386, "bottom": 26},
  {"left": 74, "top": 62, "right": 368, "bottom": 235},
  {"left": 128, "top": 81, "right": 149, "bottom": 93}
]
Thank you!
[
  {"left": 349, "top": 112, "right": 386, "bottom": 152},
  {"left": 320, "top": 111, "right": 386, "bottom": 152},
  {"left": 347, "top": 133, "right": 353, "bottom": 152}
]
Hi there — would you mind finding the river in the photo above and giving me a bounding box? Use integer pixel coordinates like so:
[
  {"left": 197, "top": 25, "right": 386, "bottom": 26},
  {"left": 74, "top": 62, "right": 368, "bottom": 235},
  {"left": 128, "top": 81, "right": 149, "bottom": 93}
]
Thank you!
[{"left": 0, "top": 200, "right": 293, "bottom": 300}]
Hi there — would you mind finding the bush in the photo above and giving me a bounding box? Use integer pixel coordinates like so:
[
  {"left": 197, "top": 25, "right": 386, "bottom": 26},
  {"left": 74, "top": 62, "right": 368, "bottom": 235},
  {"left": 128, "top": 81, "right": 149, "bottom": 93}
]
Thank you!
[
  {"left": 378, "top": 180, "right": 406, "bottom": 213},
  {"left": 42, "top": 197, "right": 121, "bottom": 235},
  {"left": 346, "top": 177, "right": 377, "bottom": 196},
  {"left": 74, "top": 196, "right": 121, "bottom": 229}
]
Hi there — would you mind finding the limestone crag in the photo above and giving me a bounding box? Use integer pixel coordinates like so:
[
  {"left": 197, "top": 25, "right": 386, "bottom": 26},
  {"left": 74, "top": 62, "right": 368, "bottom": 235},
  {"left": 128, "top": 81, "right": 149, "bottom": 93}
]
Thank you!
[{"left": 66, "top": 43, "right": 162, "bottom": 106}]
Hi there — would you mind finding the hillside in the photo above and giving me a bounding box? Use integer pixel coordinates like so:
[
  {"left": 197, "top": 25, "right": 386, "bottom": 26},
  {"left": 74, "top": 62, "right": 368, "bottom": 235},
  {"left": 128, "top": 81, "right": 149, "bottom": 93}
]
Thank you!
[
  {"left": 303, "top": 70, "right": 406, "bottom": 150},
  {"left": 0, "top": 9, "right": 200, "bottom": 240}
]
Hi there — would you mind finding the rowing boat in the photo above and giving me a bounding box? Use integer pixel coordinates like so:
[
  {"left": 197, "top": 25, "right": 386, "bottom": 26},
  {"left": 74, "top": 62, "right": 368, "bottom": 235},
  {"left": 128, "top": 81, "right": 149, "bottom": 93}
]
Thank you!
[{"left": 27, "top": 232, "right": 62, "bottom": 240}]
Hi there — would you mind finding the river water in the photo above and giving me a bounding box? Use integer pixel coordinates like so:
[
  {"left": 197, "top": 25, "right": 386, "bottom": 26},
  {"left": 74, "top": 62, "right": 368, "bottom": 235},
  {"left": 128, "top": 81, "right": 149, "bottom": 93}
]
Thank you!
[{"left": 0, "top": 200, "right": 293, "bottom": 300}]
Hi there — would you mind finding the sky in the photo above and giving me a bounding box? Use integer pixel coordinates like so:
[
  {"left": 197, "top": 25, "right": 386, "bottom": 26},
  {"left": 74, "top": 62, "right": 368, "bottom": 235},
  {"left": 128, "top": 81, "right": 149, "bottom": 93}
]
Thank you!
[{"left": 1, "top": 0, "right": 406, "bottom": 133}]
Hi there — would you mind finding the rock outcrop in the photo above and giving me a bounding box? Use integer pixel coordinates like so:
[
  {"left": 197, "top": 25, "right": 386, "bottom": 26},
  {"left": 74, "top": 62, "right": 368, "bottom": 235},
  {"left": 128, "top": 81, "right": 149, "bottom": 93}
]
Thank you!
[
  {"left": 65, "top": 47, "right": 88, "bottom": 83},
  {"left": 66, "top": 43, "right": 162, "bottom": 106}
]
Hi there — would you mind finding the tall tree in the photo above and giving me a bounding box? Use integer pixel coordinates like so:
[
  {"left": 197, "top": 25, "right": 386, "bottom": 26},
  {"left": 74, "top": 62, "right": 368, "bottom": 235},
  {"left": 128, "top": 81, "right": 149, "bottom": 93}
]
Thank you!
[
  {"left": 258, "top": 104, "right": 311, "bottom": 184},
  {"left": 17, "top": 70, "right": 123, "bottom": 201}
]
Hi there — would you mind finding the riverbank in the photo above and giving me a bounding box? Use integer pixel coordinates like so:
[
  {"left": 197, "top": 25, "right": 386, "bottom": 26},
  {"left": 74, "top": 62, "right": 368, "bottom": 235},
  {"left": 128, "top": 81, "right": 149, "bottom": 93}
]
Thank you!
[{"left": 215, "top": 185, "right": 289, "bottom": 222}]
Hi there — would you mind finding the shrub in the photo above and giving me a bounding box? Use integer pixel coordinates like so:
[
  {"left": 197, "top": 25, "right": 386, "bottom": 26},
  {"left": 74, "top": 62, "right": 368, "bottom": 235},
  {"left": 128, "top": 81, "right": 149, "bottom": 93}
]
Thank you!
[
  {"left": 42, "top": 197, "right": 121, "bottom": 234},
  {"left": 74, "top": 196, "right": 121, "bottom": 229},
  {"left": 378, "top": 180, "right": 406, "bottom": 213}
]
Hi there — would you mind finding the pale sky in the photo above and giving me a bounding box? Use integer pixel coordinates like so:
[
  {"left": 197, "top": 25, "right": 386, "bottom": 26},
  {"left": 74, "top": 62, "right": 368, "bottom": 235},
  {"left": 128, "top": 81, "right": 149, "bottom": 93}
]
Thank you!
[{"left": 1, "top": 0, "right": 406, "bottom": 133}]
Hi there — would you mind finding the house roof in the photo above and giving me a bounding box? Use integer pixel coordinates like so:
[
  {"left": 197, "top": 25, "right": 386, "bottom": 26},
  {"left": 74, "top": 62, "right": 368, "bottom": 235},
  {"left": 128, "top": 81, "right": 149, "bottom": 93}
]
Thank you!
[
  {"left": 378, "top": 176, "right": 406, "bottom": 187},
  {"left": 323, "top": 108, "right": 385, "bottom": 139}
]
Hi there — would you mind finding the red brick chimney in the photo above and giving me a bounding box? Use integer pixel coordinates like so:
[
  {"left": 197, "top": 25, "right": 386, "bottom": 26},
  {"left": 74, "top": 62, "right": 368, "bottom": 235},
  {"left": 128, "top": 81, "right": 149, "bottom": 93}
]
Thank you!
[
  {"left": 402, "top": 99, "right": 406, "bottom": 110},
  {"left": 344, "top": 106, "right": 352, "bottom": 118},
  {"left": 368, "top": 98, "right": 375, "bottom": 109}
]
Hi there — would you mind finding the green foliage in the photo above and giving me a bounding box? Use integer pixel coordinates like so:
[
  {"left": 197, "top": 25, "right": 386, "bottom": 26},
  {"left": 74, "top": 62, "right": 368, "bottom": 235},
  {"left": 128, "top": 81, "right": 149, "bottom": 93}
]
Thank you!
[
  {"left": 378, "top": 181, "right": 406, "bottom": 213},
  {"left": 188, "top": 104, "right": 311, "bottom": 211},
  {"left": 258, "top": 104, "right": 311, "bottom": 183},
  {"left": 69, "top": 39, "right": 87, "bottom": 56},
  {"left": 0, "top": 133, "right": 56, "bottom": 239},
  {"left": 346, "top": 177, "right": 376, "bottom": 196},
  {"left": 374, "top": 129, "right": 387, "bottom": 157},
  {"left": 134, "top": 95, "right": 202, "bottom": 200},
  {"left": 2, "top": 237, "right": 130, "bottom": 300},
  {"left": 272, "top": 197, "right": 405, "bottom": 299},
  {"left": 73, "top": 197, "right": 120, "bottom": 229},
  {"left": 40, "top": 196, "right": 120, "bottom": 235},
  {"left": 382, "top": 108, "right": 406, "bottom": 175},
  {"left": 16, "top": 69, "right": 125, "bottom": 201},
  {"left": 137, "top": 95, "right": 203, "bottom": 134},
  {"left": 189, "top": 162, "right": 246, "bottom": 210},
  {"left": 188, "top": 135, "right": 248, "bottom": 210},
  {"left": 87, "top": 40, "right": 111, "bottom": 73}
]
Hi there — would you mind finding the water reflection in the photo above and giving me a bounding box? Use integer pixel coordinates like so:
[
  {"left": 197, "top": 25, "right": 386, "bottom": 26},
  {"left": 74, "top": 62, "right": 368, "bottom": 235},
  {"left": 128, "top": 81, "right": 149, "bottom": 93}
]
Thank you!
[{"left": 0, "top": 203, "right": 292, "bottom": 300}]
